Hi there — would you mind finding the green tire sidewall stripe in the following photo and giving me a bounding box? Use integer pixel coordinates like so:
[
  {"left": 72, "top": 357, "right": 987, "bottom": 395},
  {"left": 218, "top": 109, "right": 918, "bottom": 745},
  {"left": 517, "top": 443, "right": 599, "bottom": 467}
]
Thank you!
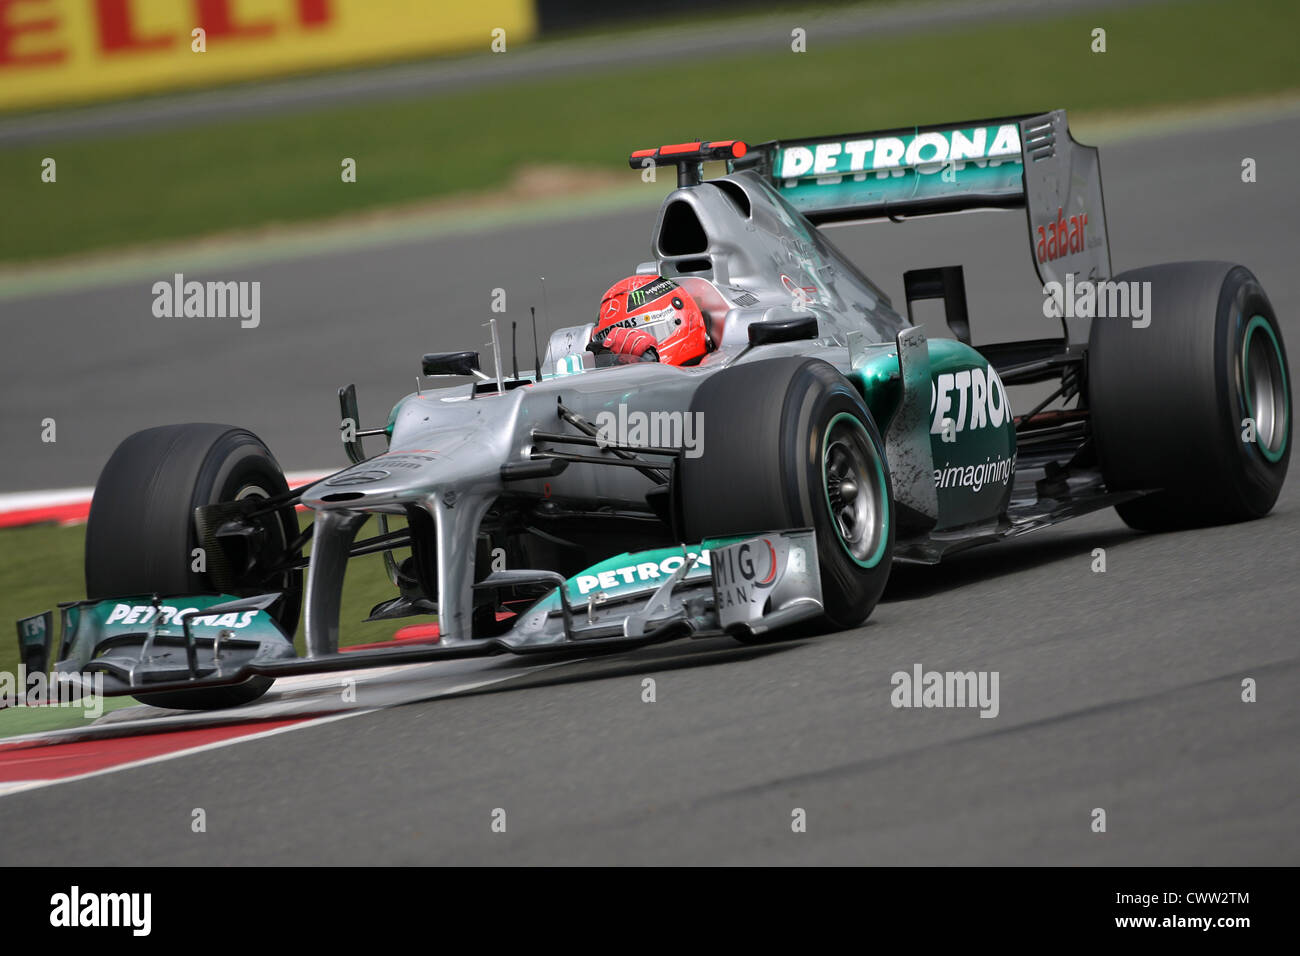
[
  {"left": 821, "top": 411, "right": 889, "bottom": 569},
  {"left": 1242, "top": 313, "right": 1289, "bottom": 463}
]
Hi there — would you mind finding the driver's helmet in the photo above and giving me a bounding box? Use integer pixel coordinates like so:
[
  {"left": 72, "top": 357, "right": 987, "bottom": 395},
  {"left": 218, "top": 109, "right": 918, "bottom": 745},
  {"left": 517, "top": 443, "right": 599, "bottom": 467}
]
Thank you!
[{"left": 587, "top": 275, "right": 708, "bottom": 366}]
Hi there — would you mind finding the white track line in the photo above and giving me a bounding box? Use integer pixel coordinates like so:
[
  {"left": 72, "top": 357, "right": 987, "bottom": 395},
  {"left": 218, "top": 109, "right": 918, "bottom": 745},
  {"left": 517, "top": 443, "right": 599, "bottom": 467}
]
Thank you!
[
  {"left": 0, "top": 662, "right": 559, "bottom": 797},
  {"left": 0, "top": 707, "right": 377, "bottom": 798},
  {"left": 0, "top": 470, "right": 331, "bottom": 516},
  {"left": 0, "top": 487, "right": 93, "bottom": 509}
]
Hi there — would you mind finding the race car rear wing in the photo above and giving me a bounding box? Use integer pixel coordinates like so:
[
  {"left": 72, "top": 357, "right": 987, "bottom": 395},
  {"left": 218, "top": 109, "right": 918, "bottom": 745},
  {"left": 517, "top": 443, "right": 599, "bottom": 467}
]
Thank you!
[{"left": 734, "top": 109, "right": 1112, "bottom": 286}]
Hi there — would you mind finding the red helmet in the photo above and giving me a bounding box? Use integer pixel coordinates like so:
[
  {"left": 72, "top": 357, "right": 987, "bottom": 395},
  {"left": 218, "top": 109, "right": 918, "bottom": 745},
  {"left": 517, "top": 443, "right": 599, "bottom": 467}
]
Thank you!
[{"left": 588, "top": 275, "right": 708, "bottom": 367}]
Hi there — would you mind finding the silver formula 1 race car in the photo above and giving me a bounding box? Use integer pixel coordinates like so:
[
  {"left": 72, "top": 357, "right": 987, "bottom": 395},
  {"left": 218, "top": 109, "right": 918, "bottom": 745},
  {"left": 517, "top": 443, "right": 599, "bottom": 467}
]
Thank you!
[{"left": 19, "top": 109, "right": 1291, "bottom": 709}]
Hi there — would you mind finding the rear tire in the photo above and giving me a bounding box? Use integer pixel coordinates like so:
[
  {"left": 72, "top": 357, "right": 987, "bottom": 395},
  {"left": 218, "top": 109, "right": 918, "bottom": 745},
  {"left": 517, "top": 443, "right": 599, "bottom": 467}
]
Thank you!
[
  {"left": 1088, "top": 262, "right": 1290, "bottom": 530},
  {"left": 678, "top": 357, "right": 893, "bottom": 633},
  {"left": 85, "top": 424, "right": 301, "bottom": 709}
]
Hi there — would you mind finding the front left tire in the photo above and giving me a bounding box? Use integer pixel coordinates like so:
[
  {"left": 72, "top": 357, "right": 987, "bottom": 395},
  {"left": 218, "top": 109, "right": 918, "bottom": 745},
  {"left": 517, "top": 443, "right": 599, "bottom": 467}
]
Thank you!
[{"left": 85, "top": 423, "right": 301, "bottom": 709}]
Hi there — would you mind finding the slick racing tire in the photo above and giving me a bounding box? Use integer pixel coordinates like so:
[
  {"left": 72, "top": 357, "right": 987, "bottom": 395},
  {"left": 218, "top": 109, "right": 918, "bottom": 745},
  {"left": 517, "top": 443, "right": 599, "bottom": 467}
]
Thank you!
[
  {"left": 678, "top": 356, "right": 893, "bottom": 633},
  {"left": 1088, "top": 262, "right": 1290, "bottom": 531},
  {"left": 85, "top": 424, "right": 302, "bottom": 709}
]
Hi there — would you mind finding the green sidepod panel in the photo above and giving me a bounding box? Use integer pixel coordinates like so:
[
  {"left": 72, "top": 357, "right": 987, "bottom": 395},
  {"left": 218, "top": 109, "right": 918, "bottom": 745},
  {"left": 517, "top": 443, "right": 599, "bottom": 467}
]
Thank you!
[{"left": 850, "top": 337, "right": 1016, "bottom": 531}]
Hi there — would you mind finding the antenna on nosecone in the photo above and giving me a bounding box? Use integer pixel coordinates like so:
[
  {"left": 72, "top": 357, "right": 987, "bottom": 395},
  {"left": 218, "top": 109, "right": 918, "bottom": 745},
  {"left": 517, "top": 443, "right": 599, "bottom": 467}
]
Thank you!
[
  {"left": 537, "top": 276, "right": 553, "bottom": 379},
  {"left": 486, "top": 317, "right": 504, "bottom": 393},
  {"left": 511, "top": 320, "right": 519, "bottom": 381},
  {"left": 530, "top": 306, "right": 542, "bottom": 384}
]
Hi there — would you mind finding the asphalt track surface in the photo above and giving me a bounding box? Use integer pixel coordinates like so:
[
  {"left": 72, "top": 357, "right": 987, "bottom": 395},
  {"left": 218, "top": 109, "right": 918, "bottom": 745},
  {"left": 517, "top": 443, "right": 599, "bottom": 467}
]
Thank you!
[{"left": 0, "top": 115, "right": 1298, "bottom": 863}]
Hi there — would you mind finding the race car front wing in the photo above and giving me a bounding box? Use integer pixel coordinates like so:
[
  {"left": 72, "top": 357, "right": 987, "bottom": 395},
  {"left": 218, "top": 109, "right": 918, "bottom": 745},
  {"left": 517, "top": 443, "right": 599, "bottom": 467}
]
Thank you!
[{"left": 20, "top": 530, "right": 824, "bottom": 699}]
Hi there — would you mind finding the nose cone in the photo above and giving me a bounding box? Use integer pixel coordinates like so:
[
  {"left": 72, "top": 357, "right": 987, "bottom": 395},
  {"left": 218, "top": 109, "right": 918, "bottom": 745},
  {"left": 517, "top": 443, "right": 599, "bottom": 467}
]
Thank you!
[{"left": 303, "top": 451, "right": 446, "bottom": 509}]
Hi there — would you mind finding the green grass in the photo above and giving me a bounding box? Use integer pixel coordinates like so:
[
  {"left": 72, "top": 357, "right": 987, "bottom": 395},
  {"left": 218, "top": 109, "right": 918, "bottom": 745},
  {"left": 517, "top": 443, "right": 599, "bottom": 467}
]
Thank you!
[
  {"left": 2, "top": 0, "right": 1297, "bottom": 263},
  {"left": 0, "top": 519, "right": 419, "bottom": 737},
  {"left": 0, "top": 696, "right": 138, "bottom": 737}
]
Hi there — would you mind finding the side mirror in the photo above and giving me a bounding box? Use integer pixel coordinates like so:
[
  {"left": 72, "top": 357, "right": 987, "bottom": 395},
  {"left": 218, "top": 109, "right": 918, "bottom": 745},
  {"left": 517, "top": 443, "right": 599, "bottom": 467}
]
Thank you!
[
  {"left": 422, "top": 351, "right": 481, "bottom": 377},
  {"left": 748, "top": 315, "right": 819, "bottom": 347},
  {"left": 903, "top": 265, "right": 971, "bottom": 345}
]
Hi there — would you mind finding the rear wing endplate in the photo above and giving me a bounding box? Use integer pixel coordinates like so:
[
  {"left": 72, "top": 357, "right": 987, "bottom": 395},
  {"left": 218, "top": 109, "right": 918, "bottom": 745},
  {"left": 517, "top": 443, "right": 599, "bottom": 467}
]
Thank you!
[{"left": 736, "top": 109, "right": 1111, "bottom": 285}]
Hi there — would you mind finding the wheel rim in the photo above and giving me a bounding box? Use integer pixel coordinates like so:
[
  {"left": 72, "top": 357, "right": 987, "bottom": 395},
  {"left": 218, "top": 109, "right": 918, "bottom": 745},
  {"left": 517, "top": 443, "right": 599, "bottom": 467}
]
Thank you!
[
  {"left": 229, "top": 482, "right": 293, "bottom": 591},
  {"left": 822, "top": 413, "right": 888, "bottom": 568},
  {"left": 234, "top": 483, "right": 269, "bottom": 502},
  {"left": 1242, "top": 315, "right": 1289, "bottom": 463}
]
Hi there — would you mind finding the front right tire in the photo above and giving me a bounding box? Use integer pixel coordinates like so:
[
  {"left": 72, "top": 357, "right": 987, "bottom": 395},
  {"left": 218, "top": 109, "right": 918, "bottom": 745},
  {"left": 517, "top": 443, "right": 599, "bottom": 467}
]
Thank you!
[{"left": 677, "top": 356, "right": 894, "bottom": 632}]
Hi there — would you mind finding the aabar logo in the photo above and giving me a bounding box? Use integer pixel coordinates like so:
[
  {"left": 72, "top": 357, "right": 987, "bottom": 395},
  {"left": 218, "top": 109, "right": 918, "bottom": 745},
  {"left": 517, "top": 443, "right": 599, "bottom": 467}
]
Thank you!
[{"left": 1036, "top": 207, "right": 1088, "bottom": 263}]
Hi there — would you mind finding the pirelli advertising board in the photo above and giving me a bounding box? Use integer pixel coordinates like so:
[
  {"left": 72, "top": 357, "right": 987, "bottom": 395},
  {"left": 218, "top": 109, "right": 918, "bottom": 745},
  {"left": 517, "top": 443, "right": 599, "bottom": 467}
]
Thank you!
[{"left": 0, "top": 0, "right": 538, "bottom": 111}]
